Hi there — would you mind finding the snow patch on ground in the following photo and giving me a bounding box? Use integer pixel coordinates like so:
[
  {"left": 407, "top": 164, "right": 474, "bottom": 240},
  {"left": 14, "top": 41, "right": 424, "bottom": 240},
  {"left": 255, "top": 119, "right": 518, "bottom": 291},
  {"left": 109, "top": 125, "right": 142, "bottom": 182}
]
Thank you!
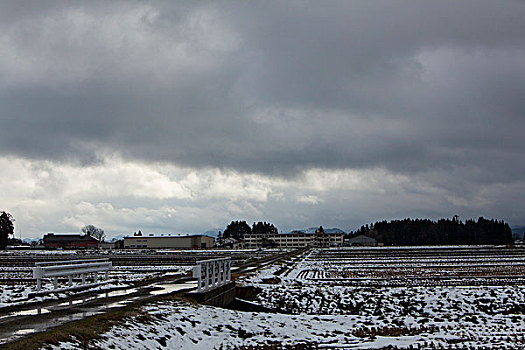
[{"left": 49, "top": 297, "right": 525, "bottom": 349}]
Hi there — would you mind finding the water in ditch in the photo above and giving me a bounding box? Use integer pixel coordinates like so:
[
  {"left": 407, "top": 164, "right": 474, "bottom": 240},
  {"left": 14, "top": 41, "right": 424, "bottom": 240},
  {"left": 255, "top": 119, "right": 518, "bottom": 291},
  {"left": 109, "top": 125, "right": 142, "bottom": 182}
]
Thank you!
[{"left": 0, "top": 280, "right": 197, "bottom": 345}]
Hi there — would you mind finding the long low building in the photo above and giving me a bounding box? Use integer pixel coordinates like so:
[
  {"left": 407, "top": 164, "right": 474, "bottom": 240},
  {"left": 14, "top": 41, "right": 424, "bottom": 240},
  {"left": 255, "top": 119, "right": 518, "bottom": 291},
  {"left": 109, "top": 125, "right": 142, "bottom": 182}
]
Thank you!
[
  {"left": 43, "top": 233, "right": 100, "bottom": 249},
  {"left": 244, "top": 232, "right": 343, "bottom": 249},
  {"left": 124, "top": 234, "right": 214, "bottom": 249}
]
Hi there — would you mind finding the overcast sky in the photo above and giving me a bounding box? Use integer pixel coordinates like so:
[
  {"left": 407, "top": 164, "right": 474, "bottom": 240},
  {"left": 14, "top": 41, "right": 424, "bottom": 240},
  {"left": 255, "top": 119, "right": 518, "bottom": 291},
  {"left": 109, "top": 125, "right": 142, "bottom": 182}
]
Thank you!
[{"left": 1, "top": 1, "right": 524, "bottom": 239}]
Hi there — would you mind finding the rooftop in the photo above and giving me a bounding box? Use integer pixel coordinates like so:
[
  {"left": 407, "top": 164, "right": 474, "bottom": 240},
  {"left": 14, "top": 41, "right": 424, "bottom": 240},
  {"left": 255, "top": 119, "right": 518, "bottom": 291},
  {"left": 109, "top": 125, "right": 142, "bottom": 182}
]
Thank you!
[
  {"left": 43, "top": 233, "right": 100, "bottom": 241},
  {"left": 125, "top": 234, "right": 212, "bottom": 239}
]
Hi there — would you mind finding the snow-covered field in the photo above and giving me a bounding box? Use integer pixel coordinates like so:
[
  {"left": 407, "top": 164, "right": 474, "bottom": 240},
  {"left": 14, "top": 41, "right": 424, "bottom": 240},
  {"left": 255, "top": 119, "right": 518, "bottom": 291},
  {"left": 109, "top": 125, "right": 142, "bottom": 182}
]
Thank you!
[
  {"left": 8, "top": 246, "right": 525, "bottom": 349},
  {"left": 256, "top": 283, "right": 525, "bottom": 317},
  {"left": 51, "top": 296, "right": 525, "bottom": 349},
  {"left": 258, "top": 247, "right": 525, "bottom": 285},
  {"left": 232, "top": 247, "right": 525, "bottom": 348}
]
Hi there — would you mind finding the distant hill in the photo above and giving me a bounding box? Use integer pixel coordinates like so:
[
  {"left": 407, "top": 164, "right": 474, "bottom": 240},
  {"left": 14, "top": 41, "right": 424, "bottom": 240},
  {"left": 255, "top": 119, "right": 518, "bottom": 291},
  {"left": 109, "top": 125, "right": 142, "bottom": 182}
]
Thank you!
[
  {"left": 324, "top": 228, "right": 346, "bottom": 234},
  {"left": 203, "top": 229, "right": 222, "bottom": 238},
  {"left": 512, "top": 226, "right": 525, "bottom": 239},
  {"left": 512, "top": 226, "right": 525, "bottom": 234},
  {"left": 107, "top": 234, "right": 127, "bottom": 242},
  {"left": 22, "top": 237, "right": 41, "bottom": 245}
]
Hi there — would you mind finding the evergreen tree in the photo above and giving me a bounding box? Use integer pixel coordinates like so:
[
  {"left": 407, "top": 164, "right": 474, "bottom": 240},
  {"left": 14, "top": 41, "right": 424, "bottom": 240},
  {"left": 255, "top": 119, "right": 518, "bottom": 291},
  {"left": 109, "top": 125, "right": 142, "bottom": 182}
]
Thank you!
[
  {"left": 0, "top": 211, "right": 15, "bottom": 250},
  {"left": 252, "top": 221, "right": 278, "bottom": 235},
  {"left": 223, "top": 221, "right": 251, "bottom": 240}
]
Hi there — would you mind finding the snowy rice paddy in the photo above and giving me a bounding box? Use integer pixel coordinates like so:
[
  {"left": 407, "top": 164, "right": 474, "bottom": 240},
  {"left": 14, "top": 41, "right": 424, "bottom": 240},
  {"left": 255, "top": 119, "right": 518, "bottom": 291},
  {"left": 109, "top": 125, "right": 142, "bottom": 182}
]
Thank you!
[
  {"left": 233, "top": 247, "right": 525, "bottom": 348},
  {"left": 7, "top": 246, "right": 525, "bottom": 349},
  {"left": 50, "top": 299, "right": 467, "bottom": 349},
  {"left": 51, "top": 287, "right": 525, "bottom": 349}
]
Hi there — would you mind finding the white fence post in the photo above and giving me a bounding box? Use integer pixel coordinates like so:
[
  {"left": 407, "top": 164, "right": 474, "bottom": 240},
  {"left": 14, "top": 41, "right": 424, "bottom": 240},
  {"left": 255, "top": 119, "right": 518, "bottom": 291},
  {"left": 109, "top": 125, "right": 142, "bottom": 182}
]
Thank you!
[
  {"left": 193, "top": 265, "right": 202, "bottom": 292},
  {"left": 205, "top": 263, "right": 209, "bottom": 290},
  {"left": 219, "top": 260, "right": 224, "bottom": 284},
  {"left": 212, "top": 261, "right": 215, "bottom": 287},
  {"left": 221, "top": 260, "right": 226, "bottom": 284}
]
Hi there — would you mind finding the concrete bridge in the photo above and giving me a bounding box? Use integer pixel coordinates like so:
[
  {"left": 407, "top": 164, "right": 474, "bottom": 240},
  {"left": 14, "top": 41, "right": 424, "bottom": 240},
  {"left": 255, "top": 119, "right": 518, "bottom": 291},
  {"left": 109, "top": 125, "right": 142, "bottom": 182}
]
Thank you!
[{"left": 186, "top": 257, "right": 236, "bottom": 307}]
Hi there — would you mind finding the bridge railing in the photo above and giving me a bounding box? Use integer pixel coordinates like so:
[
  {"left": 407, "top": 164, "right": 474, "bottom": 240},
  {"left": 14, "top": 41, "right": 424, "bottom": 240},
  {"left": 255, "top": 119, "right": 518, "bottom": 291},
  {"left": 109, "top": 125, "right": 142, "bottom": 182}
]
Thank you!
[
  {"left": 192, "top": 258, "right": 231, "bottom": 292},
  {"left": 32, "top": 259, "right": 113, "bottom": 292}
]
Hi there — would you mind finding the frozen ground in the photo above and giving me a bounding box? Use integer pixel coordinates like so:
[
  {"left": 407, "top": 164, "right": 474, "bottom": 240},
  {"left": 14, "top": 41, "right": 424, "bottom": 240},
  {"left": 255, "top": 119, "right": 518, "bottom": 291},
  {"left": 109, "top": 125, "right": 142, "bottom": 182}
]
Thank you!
[
  {"left": 49, "top": 297, "right": 525, "bottom": 349},
  {"left": 255, "top": 283, "right": 525, "bottom": 322},
  {"left": 233, "top": 247, "right": 525, "bottom": 348},
  {"left": 14, "top": 247, "right": 525, "bottom": 349}
]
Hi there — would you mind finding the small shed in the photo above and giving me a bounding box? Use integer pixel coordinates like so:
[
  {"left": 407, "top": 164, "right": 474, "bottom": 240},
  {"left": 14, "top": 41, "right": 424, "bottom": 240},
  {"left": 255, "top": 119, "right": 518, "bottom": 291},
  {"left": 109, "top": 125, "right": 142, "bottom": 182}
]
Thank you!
[
  {"left": 220, "top": 237, "right": 245, "bottom": 249},
  {"left": 347, "top": 234, "right": 377, "bottom": 246}
]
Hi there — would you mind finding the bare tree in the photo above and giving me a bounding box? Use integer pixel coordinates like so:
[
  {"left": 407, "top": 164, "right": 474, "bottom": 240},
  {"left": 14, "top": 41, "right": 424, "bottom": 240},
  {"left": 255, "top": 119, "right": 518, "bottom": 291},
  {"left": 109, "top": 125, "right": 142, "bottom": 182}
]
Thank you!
[{"left": 81, "top": 224, "right": 106, "bottom": 242}]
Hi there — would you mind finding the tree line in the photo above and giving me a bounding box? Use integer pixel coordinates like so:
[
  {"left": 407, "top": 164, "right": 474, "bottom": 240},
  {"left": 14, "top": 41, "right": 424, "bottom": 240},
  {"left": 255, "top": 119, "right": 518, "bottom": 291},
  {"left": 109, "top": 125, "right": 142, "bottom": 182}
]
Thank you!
[
  {"left": 0, "top": 211, "right": 515, "bottom": 249},
  {"left": 219, "top": 220, "right": 278, "bottom": 241},
  {"left": 348, "top": 217, "right": 513, "bottom": 245}
]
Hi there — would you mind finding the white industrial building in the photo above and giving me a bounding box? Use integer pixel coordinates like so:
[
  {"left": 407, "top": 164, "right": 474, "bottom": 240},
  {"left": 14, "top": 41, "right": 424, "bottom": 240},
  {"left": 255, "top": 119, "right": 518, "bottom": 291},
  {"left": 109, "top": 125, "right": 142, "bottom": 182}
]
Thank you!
[{"left": 124, "top": 234, "right": 214, "bottom": 249}]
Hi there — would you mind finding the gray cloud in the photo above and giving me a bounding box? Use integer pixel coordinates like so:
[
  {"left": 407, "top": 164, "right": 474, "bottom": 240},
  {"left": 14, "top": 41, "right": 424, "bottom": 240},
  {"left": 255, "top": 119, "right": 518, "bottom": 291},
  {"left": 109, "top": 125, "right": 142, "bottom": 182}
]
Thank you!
[{"left": 1, "top": 1, "right": 525, "bottom": 232}]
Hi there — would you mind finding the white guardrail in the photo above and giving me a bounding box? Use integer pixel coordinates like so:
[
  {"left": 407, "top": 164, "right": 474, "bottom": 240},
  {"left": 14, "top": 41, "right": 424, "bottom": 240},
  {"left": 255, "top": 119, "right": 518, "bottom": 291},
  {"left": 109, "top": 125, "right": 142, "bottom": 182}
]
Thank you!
[
  {"left": 193, "top": 258, "right": 231, "bottom": 292},
  {"left": 32, "top": 259, "right": 113, "bottom": 292}
]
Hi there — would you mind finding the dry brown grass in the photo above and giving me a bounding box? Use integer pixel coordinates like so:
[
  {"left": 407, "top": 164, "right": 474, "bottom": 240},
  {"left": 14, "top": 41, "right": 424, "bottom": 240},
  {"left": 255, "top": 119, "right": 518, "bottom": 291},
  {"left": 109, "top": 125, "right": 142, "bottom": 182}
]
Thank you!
[{"left": 4, "top": 307, "right": 145, "bottom": 350}]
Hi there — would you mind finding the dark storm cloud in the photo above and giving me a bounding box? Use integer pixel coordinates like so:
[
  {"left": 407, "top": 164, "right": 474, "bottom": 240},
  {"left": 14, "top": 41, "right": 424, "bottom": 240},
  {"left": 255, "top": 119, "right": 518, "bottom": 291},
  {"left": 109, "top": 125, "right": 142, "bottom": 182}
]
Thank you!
[{"left": 1, "top": 0, "right": 525, "bottom": 181}]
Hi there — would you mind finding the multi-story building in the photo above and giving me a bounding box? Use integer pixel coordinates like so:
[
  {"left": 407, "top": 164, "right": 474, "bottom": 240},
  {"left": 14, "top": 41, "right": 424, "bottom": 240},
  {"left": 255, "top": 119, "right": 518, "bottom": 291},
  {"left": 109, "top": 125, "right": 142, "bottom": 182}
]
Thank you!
[{"left": 244, "top": 231, "right": 343, "bottom": 249}]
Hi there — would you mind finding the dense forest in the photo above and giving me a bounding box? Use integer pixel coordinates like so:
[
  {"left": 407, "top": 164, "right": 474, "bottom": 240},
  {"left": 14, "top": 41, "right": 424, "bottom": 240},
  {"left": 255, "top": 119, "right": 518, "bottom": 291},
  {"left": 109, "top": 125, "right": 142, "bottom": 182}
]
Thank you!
[{"left": 348, "top": 217, "right": 513, "bottom": 245}]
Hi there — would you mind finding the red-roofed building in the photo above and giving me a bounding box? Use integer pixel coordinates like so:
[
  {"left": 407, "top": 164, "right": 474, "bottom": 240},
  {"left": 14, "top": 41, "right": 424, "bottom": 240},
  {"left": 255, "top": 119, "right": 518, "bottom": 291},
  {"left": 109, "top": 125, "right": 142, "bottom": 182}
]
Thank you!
[{"left": 43, "top": 233, "right": 100, "bottom": 249}]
